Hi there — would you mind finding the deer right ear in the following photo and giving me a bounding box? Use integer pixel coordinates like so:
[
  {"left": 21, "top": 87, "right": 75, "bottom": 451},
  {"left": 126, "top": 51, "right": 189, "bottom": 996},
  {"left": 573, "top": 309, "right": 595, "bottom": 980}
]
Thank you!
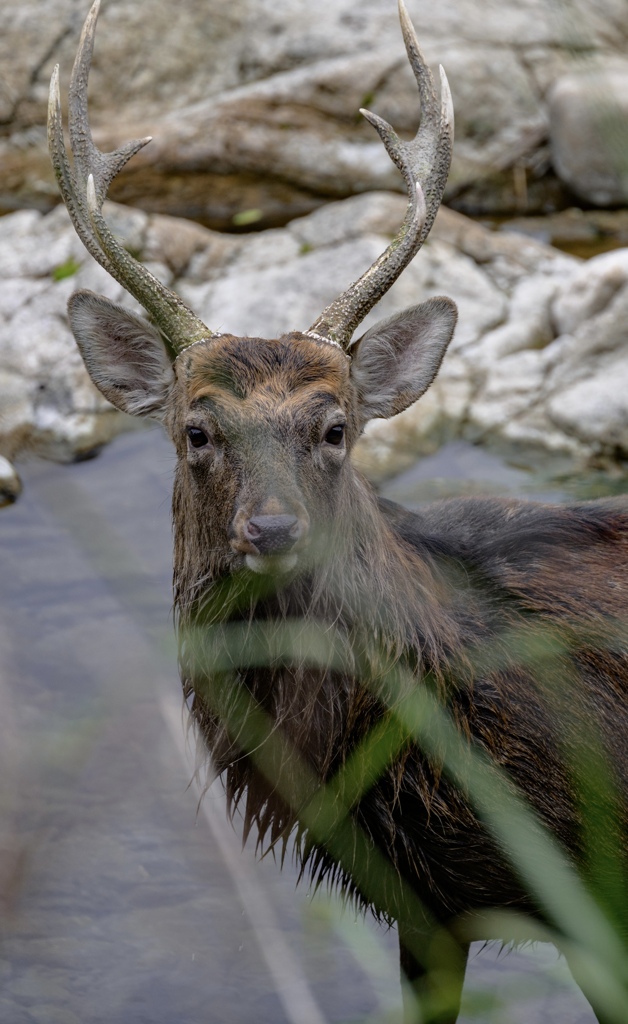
[{"left": 68, "top": 290, "right": 174, "bottom": 420}]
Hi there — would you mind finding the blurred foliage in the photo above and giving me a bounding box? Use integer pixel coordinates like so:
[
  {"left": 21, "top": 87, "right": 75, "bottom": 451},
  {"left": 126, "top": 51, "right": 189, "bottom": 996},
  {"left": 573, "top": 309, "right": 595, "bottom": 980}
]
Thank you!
[
  {"left": 184, "top": 578, "right": 628, "bottom": 1023},
  {"left": 51, "top": 257, "right": 81, "bottom": 281},
  {"left": 232, "top": 209, "right": 264, "bottom": 227}
]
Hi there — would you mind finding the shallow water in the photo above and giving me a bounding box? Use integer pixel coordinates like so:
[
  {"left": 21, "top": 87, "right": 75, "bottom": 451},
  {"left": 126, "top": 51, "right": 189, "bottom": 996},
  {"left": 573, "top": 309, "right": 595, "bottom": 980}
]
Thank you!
[{"left": 1, "top": 426, "right": 622, "bottom": 1023}]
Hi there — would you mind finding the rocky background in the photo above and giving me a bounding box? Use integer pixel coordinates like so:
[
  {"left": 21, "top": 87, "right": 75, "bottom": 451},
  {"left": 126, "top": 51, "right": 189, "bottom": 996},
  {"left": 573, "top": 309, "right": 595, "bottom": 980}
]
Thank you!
[{"left": 1, "top": 0, "right": 628, "bottom": 501}]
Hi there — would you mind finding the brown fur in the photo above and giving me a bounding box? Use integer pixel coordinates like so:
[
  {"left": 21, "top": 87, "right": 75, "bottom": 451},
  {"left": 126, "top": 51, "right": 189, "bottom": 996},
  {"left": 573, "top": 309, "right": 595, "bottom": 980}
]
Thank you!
[
  {"left": 67, "top": 298, "right": 628, "bottom": 1022},
  {"left": 53, "top": 2, "right": 604, "bottom": 1010},
  {"left": 171, "top": 338, "right": 628, "bottom": 885}
]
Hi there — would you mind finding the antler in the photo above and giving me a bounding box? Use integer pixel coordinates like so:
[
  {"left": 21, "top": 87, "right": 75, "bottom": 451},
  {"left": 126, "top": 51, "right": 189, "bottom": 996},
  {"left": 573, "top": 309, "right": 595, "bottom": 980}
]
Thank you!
[
  {"left": 48, "top": 0, "right": 214, "bottom": 354},
  {"left": 306, "top": 0, "right": 454, "bottom": 350}
]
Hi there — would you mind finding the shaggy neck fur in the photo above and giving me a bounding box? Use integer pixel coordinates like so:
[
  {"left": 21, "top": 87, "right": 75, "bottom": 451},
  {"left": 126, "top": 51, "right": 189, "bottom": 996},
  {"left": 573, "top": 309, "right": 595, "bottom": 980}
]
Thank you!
[{"left": 172, "top": 461, "right": 468, "bottom": 908}]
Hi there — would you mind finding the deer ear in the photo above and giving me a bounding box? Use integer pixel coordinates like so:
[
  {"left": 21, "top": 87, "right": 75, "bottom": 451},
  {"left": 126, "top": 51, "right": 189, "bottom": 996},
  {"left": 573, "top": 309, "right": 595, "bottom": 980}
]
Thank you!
[
  {"left": 68, "top": 290, "right": 174, "bottom": 419},
  {"left": 350, "top": 297, "right": 457, "bottom": 424}
]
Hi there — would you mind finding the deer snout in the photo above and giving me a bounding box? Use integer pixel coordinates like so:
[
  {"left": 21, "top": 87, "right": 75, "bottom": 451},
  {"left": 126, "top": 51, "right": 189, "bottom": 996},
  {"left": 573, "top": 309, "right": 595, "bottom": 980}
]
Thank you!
[
  {"left": 230, "top": 504, "right": 310, "bottom": 573},
  {"left": 244, "top": 515, "right": 303, "bottom": 556}
]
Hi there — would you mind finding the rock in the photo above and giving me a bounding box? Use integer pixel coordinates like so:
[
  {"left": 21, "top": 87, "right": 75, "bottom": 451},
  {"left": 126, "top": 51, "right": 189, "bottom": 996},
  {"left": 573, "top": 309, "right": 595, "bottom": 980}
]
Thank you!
[
  {"left": 93, "top": 35, "right": 547, "bottom": 223},
  {"left": 547, "top": 364, "right": 628, "bottom": 451},
  {"left": 543, "top": 279, "right": 628, "bottom": 450},
  {"left": 0, "top": 456, "right": 21, "bottom": 507},
  {"left": 178, "top": 198, "right": 510, "bottom": 347},
  {"left": 2, "top": 0, "right": 628, "bottom": 221},
  {"left": 427, "top": 205, "right": 574, "bottom": 284},
  {"left": 458, "top": 245, "right": 628, "bottom": 460},
  {"left": 144, "top": 215, "right": 227, "bottom": 277},
  {"left": 549, "top": 66, "right": 628, "bottom": 206},
  {"left": 466, "top": 275, "right": 557, "bottom": 366},
  {"left": 0, "top": 201, "right": 214, "bottom": 468},
  {"left": 5, "top": 190, "right": 628, "bottom": 503},
  {"left": 552, "top": 248, "right": 628, "bottom": 335},
  {"left": 286, "top": 192, "right": 408, "bottom": 251},
  {"left": 495, "top": 207, "right": 628, "bottom": 259}
]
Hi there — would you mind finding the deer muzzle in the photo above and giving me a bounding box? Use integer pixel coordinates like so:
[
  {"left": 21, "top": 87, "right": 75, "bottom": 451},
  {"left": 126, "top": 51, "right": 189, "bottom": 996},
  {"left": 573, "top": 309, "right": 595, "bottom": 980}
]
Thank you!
[
  {"left": 231, "top": 506, "right": 310, "bottom": 575},
  {"left": 244, "top": 515, "right": 302, "bottom": 556}
]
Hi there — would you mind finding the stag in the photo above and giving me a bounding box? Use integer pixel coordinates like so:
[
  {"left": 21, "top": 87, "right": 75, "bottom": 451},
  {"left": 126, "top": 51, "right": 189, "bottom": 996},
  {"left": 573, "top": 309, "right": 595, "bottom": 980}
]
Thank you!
[{"left": 49, "top": 2, "right": 628, "bottom": 1022}]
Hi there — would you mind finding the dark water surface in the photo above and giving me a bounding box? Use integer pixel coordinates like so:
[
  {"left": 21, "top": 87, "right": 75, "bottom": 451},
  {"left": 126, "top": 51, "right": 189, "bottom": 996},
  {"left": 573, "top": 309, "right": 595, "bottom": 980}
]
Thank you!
[{"left": 0, "top": 427, "right": 614, "bottom": 1023}]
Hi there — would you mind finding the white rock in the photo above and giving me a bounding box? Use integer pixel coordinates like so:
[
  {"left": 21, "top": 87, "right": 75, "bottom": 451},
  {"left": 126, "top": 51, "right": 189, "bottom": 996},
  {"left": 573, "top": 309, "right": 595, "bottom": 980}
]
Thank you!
[
  {"left": 500, "top": 414, "right": 586, "bottom": 456},
  {"left": 0, "top": 207, "right": 83, "bottom": 279},
  {"left": 225, "top": 230, "right": 302, "bottom": 274},
  {"left": 469, "top": 350, "right": 546, "bottom": 431},
  {"left": 288, "top": 192, "right": 407, "bottom": 251},
  {"left": 547, "top": 361, "right": 628, "bottom": 449},
  {"left": 0, "top": 203, "right": 176, "bottom": 467},
  {"left": 0, "top": 278, "right": 49, "bottom": 319},
  {"left": 467, "top": 274, "right": 557, "bottom": 368},
  {"left": 4, "top": 0, "right": 628, "bottom": 219},
  {"left": 549, "top": 67, "right": 628, "bottom": 206},
  {"left": 0, "top": 455, "right": 21, "bottom": 507},
  {"left": 180, "top": 237, "right": 390, "bottom": 339},
  {"left": 5, "top": 191, "right": 628, "bottom": 502},
  {"left": 552, "top": 248, "right": 628, "bottom": 336}
]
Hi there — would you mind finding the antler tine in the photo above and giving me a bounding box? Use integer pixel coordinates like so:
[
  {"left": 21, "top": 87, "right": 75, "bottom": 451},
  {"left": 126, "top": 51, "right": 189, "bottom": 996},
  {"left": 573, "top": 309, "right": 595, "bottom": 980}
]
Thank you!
[
  {"left": 68, "top": 0, "right": 152, "bottom": 207},
  {"left": 307, "top": 0, "right": 454, "bottom": 350},
  {"left": 48, "top": 62, "right": 116, "bottom": 278},
  {"left": 48, "top": 0, "right": 214, "bottom": 353}
]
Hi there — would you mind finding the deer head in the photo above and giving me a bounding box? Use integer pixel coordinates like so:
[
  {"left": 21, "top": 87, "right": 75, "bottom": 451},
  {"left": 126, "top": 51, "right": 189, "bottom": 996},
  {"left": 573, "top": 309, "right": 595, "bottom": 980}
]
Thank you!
[{"left": 50, "top": 0, "right": 457, "bottom": 578}]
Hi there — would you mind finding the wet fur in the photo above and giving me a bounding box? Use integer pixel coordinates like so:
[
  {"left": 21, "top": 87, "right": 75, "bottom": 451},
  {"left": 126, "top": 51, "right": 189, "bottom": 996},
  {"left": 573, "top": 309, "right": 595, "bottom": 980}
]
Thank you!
[
  {"left": 172, "top": 339, "right": 628, "bottom": 930},
  {"left": 179, "top": 491, "right": 628, "bottom": 920},
  {"left": 67, "top": 299, "right": 628, "bottom": 1019}
]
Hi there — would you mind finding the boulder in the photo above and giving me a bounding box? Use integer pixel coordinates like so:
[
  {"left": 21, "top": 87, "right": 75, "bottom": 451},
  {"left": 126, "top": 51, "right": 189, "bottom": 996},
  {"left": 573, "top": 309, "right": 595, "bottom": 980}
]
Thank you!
[
  {"left": 2, "top": 0, "right": 628, "bottom": 221},
  {"left": 450, "top": 243, "right": 628, "bottom": 463},
  {"left": 0, "top": 202, "right": 163, "bottom": 466},
  {"left": 549, "top": 66, "right": 628, "bottom": 206},
  {"left": 10, "top": 189, "right": 628, "bottom": 500},
  {"left": 0, "top": 456, "right": 21, "bottom": 507}
]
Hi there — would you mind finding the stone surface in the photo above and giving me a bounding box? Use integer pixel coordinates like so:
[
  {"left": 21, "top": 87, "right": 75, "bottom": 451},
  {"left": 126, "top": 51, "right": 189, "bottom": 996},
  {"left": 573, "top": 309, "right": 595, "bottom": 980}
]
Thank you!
[
  {"left": 2, "top": 0, "right": 628, "bottom": 222},
  {"left": 551, "top": 246, "right": 628, "bottom": 336},
  {"left": 6, "top": 189, "right": 628, "bottom": 501},
  {"left": 0, "top": 455, "right": 21, "bottom": 506},
  {"left": 493, "top": 207, "right": 628, "bottom": 260},
  {"left": 0, "top": 201, "right": 171, "bottom": 466},
  {"left": 549, "top": 67, "right": 628, "bottom": 206}
]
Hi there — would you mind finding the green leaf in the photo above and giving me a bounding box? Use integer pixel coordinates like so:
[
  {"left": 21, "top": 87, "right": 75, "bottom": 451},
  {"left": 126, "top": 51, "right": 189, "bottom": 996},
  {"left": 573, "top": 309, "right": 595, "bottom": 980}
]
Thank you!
[
  {"left": 52, "top": 257, "right": 81, "bottom": 281},
  {"left": 232, "top": 209, "right": 263, "bottom": 227}
]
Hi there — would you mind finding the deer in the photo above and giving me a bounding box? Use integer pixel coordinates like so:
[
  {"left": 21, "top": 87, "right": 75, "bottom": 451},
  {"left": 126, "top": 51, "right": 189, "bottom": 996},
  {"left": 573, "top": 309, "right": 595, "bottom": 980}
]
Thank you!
[{"left": 48, "top": 2, "right": 628, "bottom": 1022}]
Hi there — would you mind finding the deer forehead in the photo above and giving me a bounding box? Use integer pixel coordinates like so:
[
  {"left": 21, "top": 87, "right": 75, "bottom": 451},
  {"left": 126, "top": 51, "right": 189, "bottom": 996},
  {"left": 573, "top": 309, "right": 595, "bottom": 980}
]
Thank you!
[{"left": 177, "top": 334, "right": 352, "bottom": 411}]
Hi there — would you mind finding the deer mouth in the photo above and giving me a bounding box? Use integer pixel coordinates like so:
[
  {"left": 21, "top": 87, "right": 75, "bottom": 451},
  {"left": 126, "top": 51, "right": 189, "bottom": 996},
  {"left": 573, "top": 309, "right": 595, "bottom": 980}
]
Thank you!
[{"left": 244, "top": 552, "right": 299, "bottom": 575}]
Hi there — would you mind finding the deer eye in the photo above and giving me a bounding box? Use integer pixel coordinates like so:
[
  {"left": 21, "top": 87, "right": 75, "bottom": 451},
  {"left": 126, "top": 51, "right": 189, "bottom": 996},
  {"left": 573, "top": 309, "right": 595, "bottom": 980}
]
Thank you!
[
  {"left": 186, "top": 426, "right": 209, "bottom": 449},
  {"left": 324, "top": 424, "right": 345, "bottom": 446}
]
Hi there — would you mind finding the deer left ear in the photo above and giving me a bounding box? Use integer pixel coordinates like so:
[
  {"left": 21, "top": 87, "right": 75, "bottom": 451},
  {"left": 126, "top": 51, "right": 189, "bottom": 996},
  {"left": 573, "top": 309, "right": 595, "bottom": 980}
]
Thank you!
[{"left": 350, "top": 297, "right": 457, "bottom": 424}]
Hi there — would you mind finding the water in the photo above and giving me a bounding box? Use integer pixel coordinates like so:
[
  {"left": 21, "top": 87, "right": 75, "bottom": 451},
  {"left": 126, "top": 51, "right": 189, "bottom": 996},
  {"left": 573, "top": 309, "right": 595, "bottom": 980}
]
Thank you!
[{"left": 1, "top": 426, "right": 621, "bottom": 1023}]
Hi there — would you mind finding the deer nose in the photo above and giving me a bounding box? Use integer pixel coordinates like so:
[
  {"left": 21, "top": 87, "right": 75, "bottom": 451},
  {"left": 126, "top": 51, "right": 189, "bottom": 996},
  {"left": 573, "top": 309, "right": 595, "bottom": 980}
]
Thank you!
[{"left": 244, "top": 515, "right": 302, "bottom": 556}]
